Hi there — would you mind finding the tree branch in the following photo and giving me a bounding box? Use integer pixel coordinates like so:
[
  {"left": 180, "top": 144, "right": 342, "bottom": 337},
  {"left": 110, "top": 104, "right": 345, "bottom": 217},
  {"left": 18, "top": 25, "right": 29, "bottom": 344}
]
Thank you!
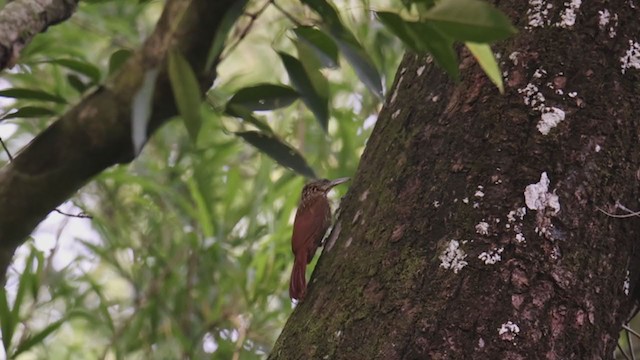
[{"left": 0, "top": 0, "right": 80, "bottom": 70}]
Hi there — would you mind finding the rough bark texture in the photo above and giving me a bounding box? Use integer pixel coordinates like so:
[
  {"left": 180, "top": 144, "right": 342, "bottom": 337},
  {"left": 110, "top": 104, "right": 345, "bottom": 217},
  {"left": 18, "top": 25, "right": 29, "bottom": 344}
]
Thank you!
[
  {"left": 0, "top": 0, "right": 236, "bottom": 282},
  {"left": 0, "top": 0, "right": 79, "bottom": 70},
  {"left": 270, "top": 0, "right": 640, "bottom": 359}
]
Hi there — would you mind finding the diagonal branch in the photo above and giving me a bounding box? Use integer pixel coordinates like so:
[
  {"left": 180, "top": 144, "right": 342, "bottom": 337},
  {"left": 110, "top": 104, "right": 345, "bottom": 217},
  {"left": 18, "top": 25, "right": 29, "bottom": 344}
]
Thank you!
[
  {"left": 0, "top": 0, "right": 80, "bottom": 70},
  {"left": 0, "top": 0, "right": 237, "bottom": 283}
]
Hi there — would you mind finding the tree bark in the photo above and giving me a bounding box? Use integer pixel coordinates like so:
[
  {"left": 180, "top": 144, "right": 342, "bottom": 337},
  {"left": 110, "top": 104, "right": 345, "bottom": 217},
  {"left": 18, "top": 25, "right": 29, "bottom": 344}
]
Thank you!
[
  {"left": 0, "top": 0, "right": 79, "bottom": 70},
  {"left": 0, "top": 0, "right": 236, "bottom": 282},
  {"left": 270, "top": 0, "right": 640, "bottom": 358}
]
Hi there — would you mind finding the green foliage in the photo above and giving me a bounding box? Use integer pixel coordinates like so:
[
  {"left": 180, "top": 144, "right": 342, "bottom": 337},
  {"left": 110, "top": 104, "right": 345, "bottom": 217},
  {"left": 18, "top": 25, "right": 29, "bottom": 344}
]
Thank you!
[{"left": 168, "top": 50, "right": 203, "bottom": 141}]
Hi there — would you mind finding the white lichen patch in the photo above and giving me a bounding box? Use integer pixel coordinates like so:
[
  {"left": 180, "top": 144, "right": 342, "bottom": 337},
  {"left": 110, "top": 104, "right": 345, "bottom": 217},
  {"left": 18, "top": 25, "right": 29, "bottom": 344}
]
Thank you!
[
  {"left": 479, "top": 247, "right": 504, "bottom": 264},
  {"left": 527, "top": 0, "right": 553, "bottom": 29},
  {"left": 515, "top": 232, "right": 526, "bottom": 244},
  {"left": 537, "top": 107, "right": 566, "bottom": 135},
  {"left": 433, "top": 200, "right": 441, "bottom": 208},
  {"left": 463, "top": 197, "right": 469, "bottom": 204},
  {"left": 599, "top": 9, "right": 611, "bottom": 26},
  {"left": 621, "top": 40, "right": 640, "bottom": 74},
  {"left": 595, "top": 144, "right": 602, "bottom": 152},
  {"left": 557, "top": 0, "right": 582, "bottom": 28},
  {"left": 524, "top": 172, "right": 560, "bottom": 214},
  {"left": 390, "top": 75, "right": 404, "bottom": 103},
  {"left": 533, "top": 68, "right": 547, "bottom": 78},
  {"left": 498, "top": 321, "right": 521, "bottom": 341},
  {"left": 475, "top": 190, "right": 485, "bottom": 198},
  {"left": 476, "top": 221, "right": 490, "bottom": 235},
  {"left": 417, "top": 65, "right": 426, "bottom": 76},
  {"left": 508, "top": 51, "right": 520, "bottom": 65},
  {"left": 507, "top": 207, "right": 527, "bottom": 222},
  {"left": 518, "top": 83, "right": 546, "bottom": 112},
  {"left": 392, "top": 109, "right": 401, "bottom": 119},
  {"left": 568, "top": 91, "right": 578, "bottom": 98},
  {"left": 439, "top": 240, "right": 468, "bottom": 273},
  {"left": 625, "top": 270, "right": 630, "bottom": 295},
  {"left": 598, "top": 9, "right": 618, "bottom": 38}
]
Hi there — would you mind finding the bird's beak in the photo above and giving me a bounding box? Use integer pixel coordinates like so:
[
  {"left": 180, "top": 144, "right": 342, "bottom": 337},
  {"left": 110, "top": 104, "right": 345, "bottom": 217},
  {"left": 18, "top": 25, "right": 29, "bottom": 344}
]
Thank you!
[{"left": 328, "top": 177, "right": 350, "bottom": 188}]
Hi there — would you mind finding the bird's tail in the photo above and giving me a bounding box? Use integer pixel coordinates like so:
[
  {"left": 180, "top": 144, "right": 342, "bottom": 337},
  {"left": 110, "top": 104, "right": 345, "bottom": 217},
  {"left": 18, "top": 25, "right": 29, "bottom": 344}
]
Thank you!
[{"left": 289, "top": 257, "right": 307, "bottom": 301}]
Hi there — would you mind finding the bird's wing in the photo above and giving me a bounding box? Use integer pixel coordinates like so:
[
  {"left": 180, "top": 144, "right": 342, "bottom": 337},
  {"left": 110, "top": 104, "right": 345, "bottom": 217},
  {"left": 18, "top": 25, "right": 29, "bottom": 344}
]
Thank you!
[{"left": 291, "top": 198, "right": 331, "bottom": 262}]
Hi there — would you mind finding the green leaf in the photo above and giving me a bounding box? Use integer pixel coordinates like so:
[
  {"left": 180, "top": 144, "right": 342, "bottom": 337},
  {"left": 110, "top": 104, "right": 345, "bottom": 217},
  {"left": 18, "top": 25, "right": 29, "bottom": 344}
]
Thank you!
[
  {"left": 224, "top": 104, "right": 274, "bottom": 134},
  {"left": 293, "top": 27, "right": 339, "bottom": 68},
  {"left": 423, "top": 0, "right": 517, "bottom": 42},
  {"left": 12, "top": 252, "right": 35, "bottom": 323},
  {"left": 278, "top": 52, "right": 329, "bottom": 132},
  {"left": 12, "top": 318, "right": 66, "bottom": 357},
  {"left": 376, "top": 12, "right": 459, "bottom": 80},
  {"left": 411, "top": 22, "right": 459, "bottom": 80},
  {"left": 226, "top": 84, "right": 299, "bottom": 111},
  {"left": 466, "top": 42, "right": 504, "bottom": 93},
  {"left": 168, "top": 50, "right": 203, "bottom": 141},
  {"left": 300, "top": 0, "right": 342, "bottom": 30},
  {"left": 236, "top": 131, "right": 316, "bottom": 178},
  {"left": 0, "top": 88, "right": 66, "bottom": 104},
  {"left": 45, "top": 58, "right": 102, "bottom": 85},
  {"left": 206, "top": 0, "right": 250, "bottom": 69},
  {"left": 1, "top": 106, "right": 56, "bottom": 120},
  {"left": 0, "top": 287, "right": 14, "bottom": 351},
  {"left": 331, "top": 30, "right": 384, "bottom": 99},
  {"left": 108, "top": 49, "right": 133, "bottom": 75},
  {"left": 300, "top": 0, "right": 382, "bottom": 98},
  {"left": 67, "top": 74, "right": 89, "bottom": 93},
  {"left": 376, "top": 12, "right": 420, "bottom": 50}
]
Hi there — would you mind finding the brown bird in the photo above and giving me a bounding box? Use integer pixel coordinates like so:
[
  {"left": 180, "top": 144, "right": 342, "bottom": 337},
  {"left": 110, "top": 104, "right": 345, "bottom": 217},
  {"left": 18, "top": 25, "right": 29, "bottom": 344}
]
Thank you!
[{"left": 289, "top": 177, "right": 350, "bottom": 301}]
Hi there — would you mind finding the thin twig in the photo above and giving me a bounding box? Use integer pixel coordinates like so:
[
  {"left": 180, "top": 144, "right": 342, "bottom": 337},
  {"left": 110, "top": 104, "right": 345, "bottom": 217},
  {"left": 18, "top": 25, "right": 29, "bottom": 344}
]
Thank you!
[
  {"left": 597, "top": 206, "right": 640, "bottom": 219},
  {"left": 53, "top": 208, "right": 93, "bottom": 219},
  {"left": 628, "top": 326, "right": 636, "bottom": 360},
  {"left": 619, "top": 342, "right": 633, "bottom": 360},
  {"left": 0, "top": 136, "right": 13, "bottom": 161},
  {"left": 624, "top": 324, "right": 640, "bottom": 340},
  {"left": 220, "top": 0, "right": 274, "bottom": 62},
  {"left": 272, "top": 0, "right": 304, "bottom": 27}
]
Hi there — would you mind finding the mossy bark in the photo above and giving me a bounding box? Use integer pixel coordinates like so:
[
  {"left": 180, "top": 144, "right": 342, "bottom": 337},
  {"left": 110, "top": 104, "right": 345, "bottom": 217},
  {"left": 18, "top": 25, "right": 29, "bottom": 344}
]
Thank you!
[{"left": 270, "top": 1, "right": 640, "bottom": 358}]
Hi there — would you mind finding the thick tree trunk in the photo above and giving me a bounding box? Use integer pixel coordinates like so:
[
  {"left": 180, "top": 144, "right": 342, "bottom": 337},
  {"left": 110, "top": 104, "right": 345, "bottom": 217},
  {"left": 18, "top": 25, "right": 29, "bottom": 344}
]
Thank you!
[{"left": 270, "top": 0, "right": 640, "bottom": 358}]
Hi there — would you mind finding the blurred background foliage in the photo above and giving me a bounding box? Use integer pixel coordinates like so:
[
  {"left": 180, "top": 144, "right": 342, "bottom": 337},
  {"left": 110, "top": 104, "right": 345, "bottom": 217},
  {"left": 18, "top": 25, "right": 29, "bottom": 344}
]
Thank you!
[{"left": 0, "top": 0, "right": 403, "bottom": 358}]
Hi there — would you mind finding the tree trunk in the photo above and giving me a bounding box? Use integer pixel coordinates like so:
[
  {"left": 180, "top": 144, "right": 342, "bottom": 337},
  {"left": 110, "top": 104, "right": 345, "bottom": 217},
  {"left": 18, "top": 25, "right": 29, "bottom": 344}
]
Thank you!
[{"left": 270, "top": 0, "right": 640, "bottom": 358}]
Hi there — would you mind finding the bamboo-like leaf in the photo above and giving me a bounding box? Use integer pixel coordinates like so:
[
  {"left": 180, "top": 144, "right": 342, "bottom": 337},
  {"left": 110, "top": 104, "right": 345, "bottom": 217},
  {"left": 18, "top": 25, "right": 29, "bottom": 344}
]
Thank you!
[
  {"left": 225, "top": 104, "right": 274, "bottom": 134},
  {"left": 131, "top": 68, "right": 159, "bottom": 154},
  {"left": 67, "top": 74, "right": 88, "bottom": 93},
  {"left": 168, "top": 50, "right": 203, "bottom": 142},
  {"left": 45, "top": 58, "right": 102, "bottom": 85},
  {"left": 1, "top": 106, "right": 56, "bottom": 120},
  {"left": 376, "top": 12, "right": 459, "bottom": 80},
  {"left": 0, "top": 88, "right": 66, "bottom": 104},
  {"left": 466, "top": 42, "right": 504, "bottom": 93},
  {"left": 12, "top": 318, "right": 66, "bottom": 357},
  {"left": 293, "top": 27, "right": 339, "bottom": 68},
  {"left": 206, "top": 0, "right": 250, "bottom": 69},
  {"left": 236, "top": 131, "right": 316, "bottom": 178},
  {"left": 0, "top": 287, "right": 14, "bottom": 351},
  {"left": 278, "top": 52, "right": 329, "bottom": 131},
  {"left": 423, "top": 0, "right": 517, "bottom": 42},
  {"left": 227, "top": 84, "right": 299, "bottom": 111},
  {"left": 331, "top": 31, "right": 384, "bottom": 99},
  {"left": 108, "top": 49, "right": 133, "bottom": 75},
  {"left": 300, "top": 0, "right": 383, "bottom": 99}
]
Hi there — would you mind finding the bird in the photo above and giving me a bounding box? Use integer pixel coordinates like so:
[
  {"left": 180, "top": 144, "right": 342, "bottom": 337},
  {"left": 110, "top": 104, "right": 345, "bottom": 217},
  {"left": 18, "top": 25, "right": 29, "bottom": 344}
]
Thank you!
[{"left": 289, "top": 177, "right": 350, "bottom": 301}]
